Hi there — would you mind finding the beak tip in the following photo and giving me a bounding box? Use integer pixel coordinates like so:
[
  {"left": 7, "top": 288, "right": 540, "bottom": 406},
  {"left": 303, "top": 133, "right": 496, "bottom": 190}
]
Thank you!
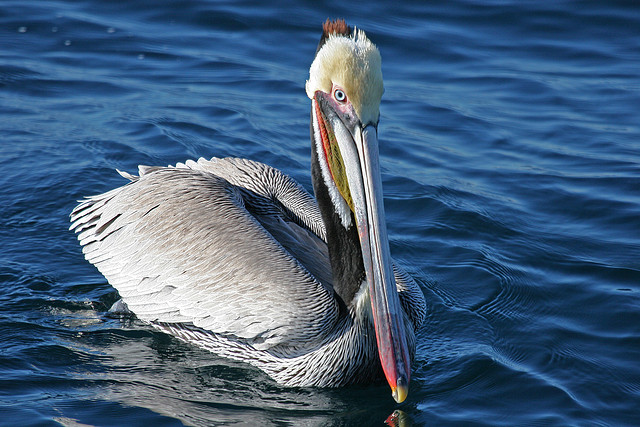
[{"left": 391, "top": 376, "right": 409, "bottom": 403}]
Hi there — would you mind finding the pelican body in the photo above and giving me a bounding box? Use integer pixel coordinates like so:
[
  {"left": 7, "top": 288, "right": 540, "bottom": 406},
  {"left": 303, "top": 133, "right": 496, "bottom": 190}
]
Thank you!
[{"left": 71, "top": 19, "right": 426, "bottom": 403}]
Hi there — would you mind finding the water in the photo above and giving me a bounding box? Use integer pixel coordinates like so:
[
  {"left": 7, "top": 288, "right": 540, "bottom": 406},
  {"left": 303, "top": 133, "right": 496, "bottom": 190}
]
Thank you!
[{"left": 1, "top": 0, "right": 639, "bottom": 425}]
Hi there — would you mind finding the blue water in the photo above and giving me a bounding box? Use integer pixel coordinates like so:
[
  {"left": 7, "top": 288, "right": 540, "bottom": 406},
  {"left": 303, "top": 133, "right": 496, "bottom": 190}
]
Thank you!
[{"left": 2, "top": 0, "right": 639, "bottom": 425}]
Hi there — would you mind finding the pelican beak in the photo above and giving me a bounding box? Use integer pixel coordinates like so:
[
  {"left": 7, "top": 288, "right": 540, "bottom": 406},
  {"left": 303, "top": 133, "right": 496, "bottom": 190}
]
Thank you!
[
  {"left": 351, "top": 125, "right": 411, "bottom": 404},
  {"left": 313, "top": 91, "right": 411, "bottom": 403}
]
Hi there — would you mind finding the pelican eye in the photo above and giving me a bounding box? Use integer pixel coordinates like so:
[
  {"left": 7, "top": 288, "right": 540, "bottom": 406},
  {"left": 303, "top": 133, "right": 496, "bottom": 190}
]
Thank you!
[{"left": 333, "top": 88, "right": 346, "bottom": 103}]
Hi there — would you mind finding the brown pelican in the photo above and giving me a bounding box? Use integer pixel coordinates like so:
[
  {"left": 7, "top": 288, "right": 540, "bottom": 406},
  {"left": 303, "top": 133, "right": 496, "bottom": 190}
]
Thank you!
[{"left": 70, "top": 19, "right": 426, "bottom": 403}]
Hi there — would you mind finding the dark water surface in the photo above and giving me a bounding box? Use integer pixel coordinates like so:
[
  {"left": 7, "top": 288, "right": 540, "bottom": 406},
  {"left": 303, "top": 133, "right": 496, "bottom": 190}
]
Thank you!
[{"left": 2, "top": 1, "right": 639, "bottom": 425}]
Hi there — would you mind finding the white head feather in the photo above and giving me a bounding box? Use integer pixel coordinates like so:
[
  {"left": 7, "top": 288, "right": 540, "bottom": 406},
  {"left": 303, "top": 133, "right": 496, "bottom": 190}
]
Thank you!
[{"left": 306, "top": 29, "right": 384, "bottom": 126}]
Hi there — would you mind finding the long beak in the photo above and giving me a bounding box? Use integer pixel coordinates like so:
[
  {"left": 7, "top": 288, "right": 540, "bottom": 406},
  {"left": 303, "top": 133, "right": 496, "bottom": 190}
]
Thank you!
[
  {"left": 313, "top": 91, "right": 411, "bottom": 402},
  {"left": 350, "top": 125, "right": 411, "bottom": 403}
]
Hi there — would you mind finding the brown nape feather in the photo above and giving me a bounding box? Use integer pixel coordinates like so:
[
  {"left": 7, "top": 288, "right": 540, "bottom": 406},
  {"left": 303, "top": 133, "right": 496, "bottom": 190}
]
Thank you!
[
  {"left": 315, "top": 19, "right": 353, "bottom": 56},
  {"left": 322, "top": 18, "right": 351, "bottom": 37}
]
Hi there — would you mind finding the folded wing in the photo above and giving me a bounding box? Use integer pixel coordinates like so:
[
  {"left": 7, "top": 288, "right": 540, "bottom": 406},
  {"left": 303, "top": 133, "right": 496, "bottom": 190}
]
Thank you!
[{"left": 70, "top": 157, "right": 339, "bottom": 351}]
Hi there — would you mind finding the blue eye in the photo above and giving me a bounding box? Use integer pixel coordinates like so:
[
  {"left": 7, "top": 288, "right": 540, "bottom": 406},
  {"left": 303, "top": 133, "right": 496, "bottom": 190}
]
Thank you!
[{"left": 334, "top": 88, "right": 346, "bottom": 102}]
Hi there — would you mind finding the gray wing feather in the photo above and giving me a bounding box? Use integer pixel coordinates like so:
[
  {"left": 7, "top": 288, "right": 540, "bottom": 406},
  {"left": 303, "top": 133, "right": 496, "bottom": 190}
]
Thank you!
[
  {"left": 71, "top": 157, "right": 339, "bottom": 350},
  {"left": 393, "top": 264, "right": 427, "bottom": 330}
]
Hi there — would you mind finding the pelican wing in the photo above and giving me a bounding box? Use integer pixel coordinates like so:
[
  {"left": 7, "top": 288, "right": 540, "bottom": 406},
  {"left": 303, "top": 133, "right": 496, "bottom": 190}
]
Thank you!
[{"left": 70, "top": 157, "right": 338, "bottom": 350}]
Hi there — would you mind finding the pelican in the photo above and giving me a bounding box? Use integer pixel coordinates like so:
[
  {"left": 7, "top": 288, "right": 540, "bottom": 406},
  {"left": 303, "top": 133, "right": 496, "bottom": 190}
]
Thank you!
[{"left": 70, "top": 19, "right": 426, "bottom": 403}]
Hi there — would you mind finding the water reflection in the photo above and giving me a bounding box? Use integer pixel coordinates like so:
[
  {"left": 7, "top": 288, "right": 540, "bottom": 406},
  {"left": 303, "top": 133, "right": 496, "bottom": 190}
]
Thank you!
[
  {"left": 386, "top": 410, "right": 412, "bottom": 427},
  {"left": 58, "top": 309, "right": 414, "bottom": 425}
]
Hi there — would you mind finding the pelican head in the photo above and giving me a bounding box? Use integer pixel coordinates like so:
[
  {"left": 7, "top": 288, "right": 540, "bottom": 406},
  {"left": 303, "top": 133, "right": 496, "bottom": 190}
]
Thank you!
[{"left": 307, "top": 19, "right": 411, "bottom": 403}]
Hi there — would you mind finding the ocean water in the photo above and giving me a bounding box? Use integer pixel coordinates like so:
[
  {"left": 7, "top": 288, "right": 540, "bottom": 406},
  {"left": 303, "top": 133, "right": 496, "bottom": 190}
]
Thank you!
[{"left": 1, "top": 0, "right": 639, "bottom": 425}]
